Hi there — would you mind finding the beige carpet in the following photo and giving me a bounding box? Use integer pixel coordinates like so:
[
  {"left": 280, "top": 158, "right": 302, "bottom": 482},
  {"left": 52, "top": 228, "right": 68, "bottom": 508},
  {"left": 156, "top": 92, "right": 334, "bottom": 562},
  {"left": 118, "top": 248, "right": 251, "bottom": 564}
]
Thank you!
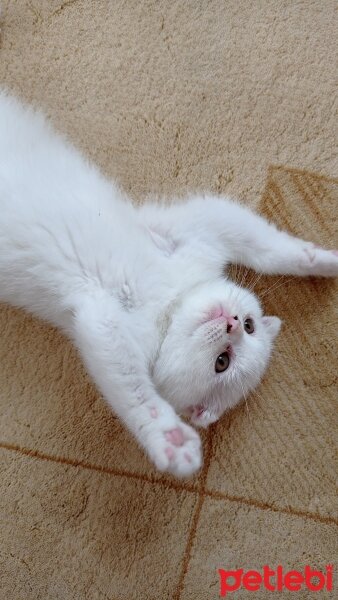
[{"left": 0, "top": 2, "right": 337, "bottom": 599}]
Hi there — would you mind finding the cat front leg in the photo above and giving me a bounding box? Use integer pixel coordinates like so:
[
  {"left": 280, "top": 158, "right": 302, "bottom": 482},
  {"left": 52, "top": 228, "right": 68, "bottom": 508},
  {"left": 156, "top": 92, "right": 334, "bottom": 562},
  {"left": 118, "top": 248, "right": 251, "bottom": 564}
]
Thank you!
[
  {"left": 230, "top": 225, "right": 338, "bottom": 277},
  {"left": 193, "top": 197, "right": 338, "bottom": 276},
  {"left": 140, "top": 196, "right": 338, "bottom": 277},
  {"left": 72, "top": 292, "right": 202, "bottom": 477},
  {"left": 201, "top": 197, "right": 338, "bottom": 276}
]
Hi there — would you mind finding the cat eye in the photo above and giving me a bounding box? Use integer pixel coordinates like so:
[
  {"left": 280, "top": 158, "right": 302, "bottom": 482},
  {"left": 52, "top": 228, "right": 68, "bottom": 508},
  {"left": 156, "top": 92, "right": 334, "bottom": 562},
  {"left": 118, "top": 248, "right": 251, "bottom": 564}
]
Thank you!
[
  {"left": 244, "top": 317, "right": 255, "bottom": 334},
  {"left": 215, "top": 351, "right": 230, "bottom": 373}
]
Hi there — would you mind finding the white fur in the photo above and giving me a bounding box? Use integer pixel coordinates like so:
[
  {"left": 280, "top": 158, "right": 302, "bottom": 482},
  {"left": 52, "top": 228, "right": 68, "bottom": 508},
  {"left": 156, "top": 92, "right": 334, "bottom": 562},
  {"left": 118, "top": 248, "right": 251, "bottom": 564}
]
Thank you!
[{"left": 0, "top": 91, "right": 337, "bottom": 477}]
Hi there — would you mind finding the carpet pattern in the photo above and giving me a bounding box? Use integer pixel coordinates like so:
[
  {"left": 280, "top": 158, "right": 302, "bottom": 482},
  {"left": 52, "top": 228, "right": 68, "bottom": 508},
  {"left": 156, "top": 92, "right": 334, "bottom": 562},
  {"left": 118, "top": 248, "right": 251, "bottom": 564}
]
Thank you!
[{"left": 0, "top": 2, "right": 337, "bottom": 599}]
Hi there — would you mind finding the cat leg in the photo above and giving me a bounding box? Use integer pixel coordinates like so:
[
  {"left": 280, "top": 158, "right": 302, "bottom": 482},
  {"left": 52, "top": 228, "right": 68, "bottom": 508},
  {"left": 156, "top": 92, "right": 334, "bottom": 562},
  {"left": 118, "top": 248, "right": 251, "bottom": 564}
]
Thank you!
[
  {"left": 220, "top": 203, "right": 338, "bottom": 277},
  {"left": 72, "top": 291, "right": 202, "bottom": 477},
  {"left": 142, "top": 196, "right": 338, "bottom": 277}
]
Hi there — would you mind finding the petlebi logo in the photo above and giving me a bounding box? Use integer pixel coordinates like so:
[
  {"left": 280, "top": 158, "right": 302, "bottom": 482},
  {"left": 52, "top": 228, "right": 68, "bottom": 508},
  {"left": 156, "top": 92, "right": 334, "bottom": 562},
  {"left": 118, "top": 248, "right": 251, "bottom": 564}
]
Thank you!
[{"left": 218, "top": 565, "right": 333, "bottom": 596}]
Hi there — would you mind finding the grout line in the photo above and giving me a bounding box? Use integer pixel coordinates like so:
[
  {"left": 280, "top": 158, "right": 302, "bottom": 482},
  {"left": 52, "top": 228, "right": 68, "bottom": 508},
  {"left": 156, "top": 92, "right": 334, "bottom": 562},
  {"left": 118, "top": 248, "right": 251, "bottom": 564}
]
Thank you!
[
  {"left": 172, "top": 426, "right": 216, "bottom": 600},
  {"left": 203, "top": 489, "right": 338, "bottom": 527},
  {"left": 1, "top": 440, "right": 337, "bottom": 528},
  {"left": 0, "top": 440, "right": 199, "bottom": 495}
]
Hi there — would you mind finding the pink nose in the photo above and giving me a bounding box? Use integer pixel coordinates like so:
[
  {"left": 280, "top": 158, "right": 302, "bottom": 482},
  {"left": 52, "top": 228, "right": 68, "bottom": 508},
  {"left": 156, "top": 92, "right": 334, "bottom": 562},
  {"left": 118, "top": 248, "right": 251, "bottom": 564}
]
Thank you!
[{"left": 226, "top": 316, "right": 239, "bottom": 333}]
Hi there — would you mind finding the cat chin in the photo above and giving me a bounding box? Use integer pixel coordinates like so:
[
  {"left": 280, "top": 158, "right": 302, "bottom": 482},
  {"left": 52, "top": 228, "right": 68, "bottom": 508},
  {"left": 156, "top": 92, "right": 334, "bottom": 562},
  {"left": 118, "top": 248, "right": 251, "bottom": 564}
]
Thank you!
[{"left": 184, "top": 405, "right": 221, "bottom": 428}]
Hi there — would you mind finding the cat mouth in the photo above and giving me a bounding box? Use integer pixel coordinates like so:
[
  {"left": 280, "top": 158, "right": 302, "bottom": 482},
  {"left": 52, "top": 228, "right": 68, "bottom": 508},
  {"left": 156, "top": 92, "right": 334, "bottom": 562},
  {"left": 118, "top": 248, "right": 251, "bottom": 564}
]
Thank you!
[
  {"left": 200, "top": 309, "right": 242, "bottom": 337},
  {"left": 184, "top": 404, "right": 204, "bottom": 418},
  {"left": 184, "top": 404, "right": 219, "bottom": 428}
]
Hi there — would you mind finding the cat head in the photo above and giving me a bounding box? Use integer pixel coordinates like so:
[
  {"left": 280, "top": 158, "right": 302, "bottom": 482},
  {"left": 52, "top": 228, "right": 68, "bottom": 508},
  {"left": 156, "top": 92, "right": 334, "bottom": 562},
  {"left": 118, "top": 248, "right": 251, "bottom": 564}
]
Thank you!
[{"left": 152, "top": 279, "right": 281, "bottom": 426}]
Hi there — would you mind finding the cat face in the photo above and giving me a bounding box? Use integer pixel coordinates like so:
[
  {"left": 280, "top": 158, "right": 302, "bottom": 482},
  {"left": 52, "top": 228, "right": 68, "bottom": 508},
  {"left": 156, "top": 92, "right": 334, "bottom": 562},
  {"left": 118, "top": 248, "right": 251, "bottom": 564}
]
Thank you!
[{"left": 153, "top": 280, "right": 281, "bottom": 426}]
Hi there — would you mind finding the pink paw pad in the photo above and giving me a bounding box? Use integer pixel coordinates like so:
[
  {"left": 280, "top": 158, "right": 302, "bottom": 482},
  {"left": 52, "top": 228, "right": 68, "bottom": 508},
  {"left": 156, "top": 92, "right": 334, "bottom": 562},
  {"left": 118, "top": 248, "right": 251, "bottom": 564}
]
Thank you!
[
  {"left": 150, "top": 407, "right": 158, "bottom": 419},
  {"left": 165, "top": 428, "right": 184, "bottom": 447},
  {"left": 165, "top": 447, "right": 175, "bottom": 460},
  {"left": 332, "top": 250, "right": 338, "bottom": 256},
  {"left": 184, "top": 452, "right": 192, "bottom": 463}
]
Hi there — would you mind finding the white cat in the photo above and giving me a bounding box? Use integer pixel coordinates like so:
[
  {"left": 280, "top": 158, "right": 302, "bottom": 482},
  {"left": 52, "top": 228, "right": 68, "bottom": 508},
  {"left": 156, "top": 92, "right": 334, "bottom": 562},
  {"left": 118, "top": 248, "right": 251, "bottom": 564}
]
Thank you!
[{"left": 0, "top": 92, "right": 337, "bottom": 477}]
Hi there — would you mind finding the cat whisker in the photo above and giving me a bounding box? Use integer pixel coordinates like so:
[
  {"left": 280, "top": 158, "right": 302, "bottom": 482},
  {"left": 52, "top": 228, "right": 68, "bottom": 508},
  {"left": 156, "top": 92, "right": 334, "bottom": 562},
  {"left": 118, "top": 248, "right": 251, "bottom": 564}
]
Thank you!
[
  {"left": 230, "top": 262, "right": 240, "bottom": 285},
  {"left": 259, "top": 275, "right": 287, "bottom": 298},
  {"left": 238, "top": 379, "right": 252, "bottom": 425},
  {"left": 260, "top": 276, "right": 293, "bottom": 300},
  {"left": 242, "top": 268, "right": 257, "bottom": 289},
  {"left": 238, "top": 265, "right": 250, "bottom": 288},
  {"left": 246, "top": 271, "right": 264, "bottom": 291}
]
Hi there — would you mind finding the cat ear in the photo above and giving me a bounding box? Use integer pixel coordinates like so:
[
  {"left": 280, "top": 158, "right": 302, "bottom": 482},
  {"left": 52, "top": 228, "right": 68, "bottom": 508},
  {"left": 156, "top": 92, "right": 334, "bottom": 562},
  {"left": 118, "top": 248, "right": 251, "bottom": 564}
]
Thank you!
[{"left": 262, "top": 316, "right": 282, "bottom": 341}]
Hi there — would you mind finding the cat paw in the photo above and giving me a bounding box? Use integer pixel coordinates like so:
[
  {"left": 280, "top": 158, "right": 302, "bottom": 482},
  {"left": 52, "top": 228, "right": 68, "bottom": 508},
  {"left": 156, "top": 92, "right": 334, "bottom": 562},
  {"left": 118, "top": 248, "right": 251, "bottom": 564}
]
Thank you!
[
  {"left": 145, "top": 413, "right": 202, "bottom": 477},
  {"left": 301, "top": 244, "right": 338, "bottom": 277}
]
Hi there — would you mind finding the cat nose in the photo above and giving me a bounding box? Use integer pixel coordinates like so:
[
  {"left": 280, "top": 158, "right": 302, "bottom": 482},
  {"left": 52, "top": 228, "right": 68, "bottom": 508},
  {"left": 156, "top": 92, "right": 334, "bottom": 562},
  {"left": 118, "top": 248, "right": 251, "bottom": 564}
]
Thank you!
[{"left": 226, "top": 316, "right": 239, "bottom": 334}]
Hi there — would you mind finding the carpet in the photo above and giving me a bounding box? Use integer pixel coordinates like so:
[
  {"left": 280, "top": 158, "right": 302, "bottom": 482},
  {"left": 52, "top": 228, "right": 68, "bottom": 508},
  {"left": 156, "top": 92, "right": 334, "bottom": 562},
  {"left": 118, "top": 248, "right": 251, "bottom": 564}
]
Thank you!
[{"left": 0, "top": 1, "right": 337, "bottom": 599}]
